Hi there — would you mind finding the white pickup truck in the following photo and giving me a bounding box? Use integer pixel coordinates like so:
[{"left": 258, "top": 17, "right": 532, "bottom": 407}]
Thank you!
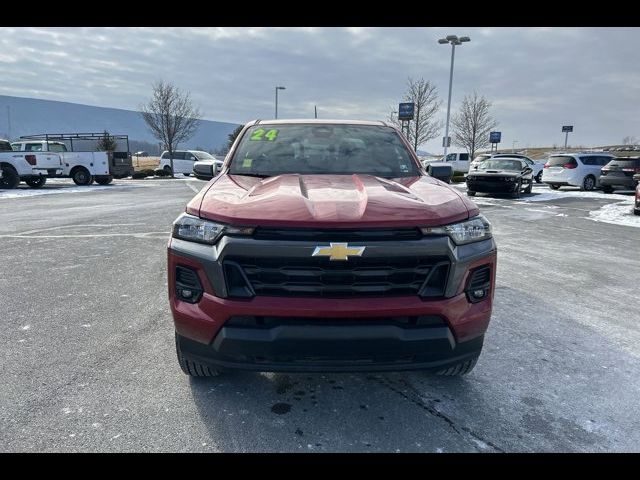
[
  {"left": 0, "top": 138, "right": 63, "bottom": 189},
  {"left": 423, "top": 152, "right": 470, "bottom": 174},
  {"left": 12, "top": 134, "right": 134, "bottom": 185}
]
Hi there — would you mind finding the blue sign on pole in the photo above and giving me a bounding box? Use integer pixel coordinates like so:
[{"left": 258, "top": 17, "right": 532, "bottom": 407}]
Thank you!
[
  {"left": 489, "top": 131, "right": 501, "bottom": 144},
  {"left": 398, "top": 103, "right": 415, "bottom": 120}
]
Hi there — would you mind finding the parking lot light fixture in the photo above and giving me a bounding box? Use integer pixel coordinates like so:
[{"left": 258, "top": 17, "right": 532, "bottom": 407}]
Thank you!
[
  {"left": 275, "top": 86, "right": 286, "bottom": 119},
  {"left": 438, "top": 34, "right": 471, "bottom": 158}
]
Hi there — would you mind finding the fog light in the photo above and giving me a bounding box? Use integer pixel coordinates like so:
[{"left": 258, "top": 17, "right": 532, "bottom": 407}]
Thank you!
[
  {"left": 472, "top": 289, "right": 486, "bottom": 299},
  {"left": 180, "top": 289, "right": 193, "bottom": 299}
]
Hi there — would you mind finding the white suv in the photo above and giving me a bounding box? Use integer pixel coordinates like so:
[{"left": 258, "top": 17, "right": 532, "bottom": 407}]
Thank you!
[
  {"left": 158, "top": 150, "right": 216, "bottom": 176},
  {"left": 541, "top": 153, "right": 614, "bottom": 191}
]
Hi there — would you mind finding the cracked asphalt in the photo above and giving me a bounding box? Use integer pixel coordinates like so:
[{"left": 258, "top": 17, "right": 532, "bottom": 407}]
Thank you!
[{"left": 1, "top": 178, "right": 639, "bottom": 452}]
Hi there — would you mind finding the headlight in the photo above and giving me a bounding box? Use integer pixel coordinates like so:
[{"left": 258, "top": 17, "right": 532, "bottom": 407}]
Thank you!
[
  {"left": 421, "top": 214, "right": 492, "bottom": 245},
  {"left": 172, "top": 213, "right": 254, "bottom": 245},
  {"left": 506, "top": 177, "right": 515, "bottom": 182}
]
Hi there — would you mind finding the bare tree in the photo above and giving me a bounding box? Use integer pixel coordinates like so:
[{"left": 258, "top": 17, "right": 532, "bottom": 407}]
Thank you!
[
  {"left": 451, "top": 92, "right": 498, "bottom": 159},
  {"left": 96, "top": 130, "right": 118, "bottom": 152},
  {"left": 622, "top": 135, "right": 637, "bottom": 145},
  {"left": 388, "top": 77, "right": 442, "bottom": 151},
  {"left": 140, "top": 81, "right": 201, "bottom": 177}
]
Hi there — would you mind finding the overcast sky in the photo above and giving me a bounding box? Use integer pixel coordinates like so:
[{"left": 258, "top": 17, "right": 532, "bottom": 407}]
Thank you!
[{"left": 1, "top": 27, "right": 639, "bottom": 154}]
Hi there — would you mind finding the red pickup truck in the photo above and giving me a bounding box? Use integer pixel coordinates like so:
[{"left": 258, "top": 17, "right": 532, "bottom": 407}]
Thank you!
[{"left": 168, "top": 120, "right": 497, "bottom": 376}]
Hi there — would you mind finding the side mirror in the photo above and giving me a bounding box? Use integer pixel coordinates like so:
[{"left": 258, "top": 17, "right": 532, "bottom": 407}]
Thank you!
[
  {"left": 427, "top": 164, "right": 454, "bottom": 183},
  {"left": 523, "top": 167, "right": 533, "bottom": 174}
]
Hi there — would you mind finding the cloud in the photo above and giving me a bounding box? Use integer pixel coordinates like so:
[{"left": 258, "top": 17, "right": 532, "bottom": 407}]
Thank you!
[{"left": 0, "top": 27, "right": 639, "bottom": 152}]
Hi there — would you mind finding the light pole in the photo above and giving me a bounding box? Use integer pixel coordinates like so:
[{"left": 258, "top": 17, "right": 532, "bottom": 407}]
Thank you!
[
  {"left": 438, "top": 34, "right": 470, "bottom": 158},
  {"left": 275, "top": 86, "right": 285, "bottom": 119}
]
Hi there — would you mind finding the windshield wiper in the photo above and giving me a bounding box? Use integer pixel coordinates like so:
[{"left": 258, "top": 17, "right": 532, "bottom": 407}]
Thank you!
[{"left": 231, "top": 173, "right": 271, "bottom": 178}]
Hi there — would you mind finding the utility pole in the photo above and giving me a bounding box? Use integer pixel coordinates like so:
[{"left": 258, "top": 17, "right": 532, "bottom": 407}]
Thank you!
[
  {"left": 7, "top": 106, "right": 11, "bottom": 140},
  {"left": 314, "top": 105, "right": 318, "bottom": 119}
]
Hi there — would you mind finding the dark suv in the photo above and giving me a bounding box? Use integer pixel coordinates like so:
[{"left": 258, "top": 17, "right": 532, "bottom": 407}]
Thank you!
[{"left": 600, "top": 157, "right": 640, "bottom": 193}]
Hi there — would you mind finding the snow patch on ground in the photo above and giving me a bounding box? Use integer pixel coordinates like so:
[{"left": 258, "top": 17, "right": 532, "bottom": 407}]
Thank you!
[
  {"left": 0, "top": 184, "right": 145, "bottom": 199},
  {"left": 588, "top": 200, "right": 640, "bottom": 228}
]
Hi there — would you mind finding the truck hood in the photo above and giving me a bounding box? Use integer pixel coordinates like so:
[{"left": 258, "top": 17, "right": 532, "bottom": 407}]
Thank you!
[{"left": 188, "top": 174, "right": 477, "bottom": 228}]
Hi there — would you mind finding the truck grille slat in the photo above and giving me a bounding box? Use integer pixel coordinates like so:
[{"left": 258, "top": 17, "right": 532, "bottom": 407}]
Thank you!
[{"left": 224, "top": 256, "right": 450, "bottom": 298}]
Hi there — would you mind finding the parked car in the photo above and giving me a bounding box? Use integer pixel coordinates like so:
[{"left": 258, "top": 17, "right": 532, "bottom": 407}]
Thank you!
[
  {"left": 634, "top": 174, "right": 640, "bottom": 215},
  {"left": 469, "top": 153, "right": 543, "bottom": 181},
  {"left": 0, "top": 138, "right": 63, "bottom": 189},
  {"left": 169, "top": 119, "right": 496, "bottom": 377},
  {"left": 541, "top": 152, "right": 614, "bottom": 191},
  {"left": 466, "top": 157, "right": 534, "bottom": 198},
  {"left": 134, "top": 151, "right": 149, "bottom": 157},
  {"left": 600, "top": 157, "right": 640, "bottom": 193},
  {"left": 158, "top": 150, "right": 217, "bottom": 176},
  {"left": 193, "top": 155, "right": 224, "bottom": 180}
]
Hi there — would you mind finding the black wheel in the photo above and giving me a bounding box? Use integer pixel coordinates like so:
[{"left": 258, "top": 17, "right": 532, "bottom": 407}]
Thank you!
[
  {"left": 601, "top": 185, "right": 614, "bottom": 194},
  {"left": 25, "top": 176, "right": 47, "bottom": 188},
  {"left": 184, "top": 173, "right": 190, "bottom": 177},
  {"left": 549, "top": 184, "right": 561, "bottom": 190},
  {"left": 0, "top": 166, "right": 20, "bottom": 189},
  {"left": 581, "top": 175, "right": 596, "bottom": 191},
  {"left": 164, "top": 166, "right": 173, "bottom": 176},
  {"left": 535, "top": 171, "right": 543, "bottom": 183},
  {"left": 175, "top": 333, "right": 221, "bottom": 377},
  {"left": 436, "top": 355, "right": 479, "bottom": 376},
  {"left": 72, "top": 168, "right": 93, "bottom": 186},
  {"left": 512, "top": 181, "right": 522, "bottom": 198},
  {"left": 95, "top": 176, "right": 113, "bottom": 185},
  {"left": 467, "top": 190, "right": 476, "bottom": 196},
  {"left": 524, "top": 180, "right": 533, "bottom": 194}
]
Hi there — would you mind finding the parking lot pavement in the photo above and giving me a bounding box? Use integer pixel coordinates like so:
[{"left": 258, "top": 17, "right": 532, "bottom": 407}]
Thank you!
[{"left": 1, "top": 178, "right": 639, "bottom": 452}]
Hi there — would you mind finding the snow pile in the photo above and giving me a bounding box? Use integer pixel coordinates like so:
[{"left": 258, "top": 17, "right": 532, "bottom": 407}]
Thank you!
[
  {"left": 523, "top": 190, "right": 632, "bottom": 202},
  {"left": 588, "top": 200, "right": 639, "bottom": 228},
  {"left": 0, "top": 183, "right": 144, "bottom": 199}
]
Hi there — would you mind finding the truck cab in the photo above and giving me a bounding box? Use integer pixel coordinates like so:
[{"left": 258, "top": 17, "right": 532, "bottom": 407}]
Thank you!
[{"left": 0, "top": 139, "right": 63, "bottom": 189}]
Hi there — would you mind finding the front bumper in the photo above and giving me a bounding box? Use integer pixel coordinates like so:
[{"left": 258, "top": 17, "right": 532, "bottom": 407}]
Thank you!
[
  {"left": 466, "top": 179, "right": 520, "bottom": 193},
  {"left": 168, "top": 233, "right": 496, "bottom": 371}
]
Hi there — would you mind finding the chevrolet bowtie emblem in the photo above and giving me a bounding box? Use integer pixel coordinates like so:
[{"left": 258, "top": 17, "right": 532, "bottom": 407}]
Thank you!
[{"left": 312, "top": 243, "right": 366, "bottom": 261}]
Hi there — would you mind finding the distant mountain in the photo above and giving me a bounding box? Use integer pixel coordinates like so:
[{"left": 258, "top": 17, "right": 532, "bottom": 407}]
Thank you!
[
  {"left": 0, "top": 95, "right": 240, "bottom": 152},
  {"left": 416, "top": 149, "right": 437, "bottom": 157}
]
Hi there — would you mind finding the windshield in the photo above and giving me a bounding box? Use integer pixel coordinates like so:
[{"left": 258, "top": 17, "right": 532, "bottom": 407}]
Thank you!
[
  {"left": 478, "top": 159, "right": 523, "bottom": 171},
  {"left": 193, "top": 151, "right": 215, "bottom": 160},
  {"left": 228, "top": 124, "right": 419, "bottom": 177},
  {"left": 473, "top": 154, "right": 492, "bottom": 163}
]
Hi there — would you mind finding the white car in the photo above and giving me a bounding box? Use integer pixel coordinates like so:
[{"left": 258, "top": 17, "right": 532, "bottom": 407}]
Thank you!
[
  {"left": 158, "top": 150, "right": 218, "bottom": 176},
  {"left": 541, "top": 152, "right": 615, "bottom": 191}
]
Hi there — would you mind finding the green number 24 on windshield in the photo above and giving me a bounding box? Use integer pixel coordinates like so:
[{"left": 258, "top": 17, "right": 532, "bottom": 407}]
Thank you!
[{"left": 250, "top": 129, "right": 279, "bottom": 141}]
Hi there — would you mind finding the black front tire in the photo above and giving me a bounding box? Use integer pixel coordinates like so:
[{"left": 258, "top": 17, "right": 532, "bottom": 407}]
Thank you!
[
  {"left": 549, "top": 184, "right": 561, "bottom": 190},
  {"left": 535, "top": 171, "right": 543, "bottom": 183},
  {"left": 72, "top": 168, "right": 93, "bottom": 186},
  {"left": 512, "top": 181, "right": 522, "bottom": 198},
  {"left": 601, "top": 185, "right": 614, "bottom": 194},
  {"left": 524, "top": 180, "right": 533, "bottom": 194},
  {"left": 175, "top": 333, "right": 221, "bottom": 377},
  {"left": 0, "top": 166, "right": 20, "bottom": 189},
  {"left": 436, "top": 355, "right": 479, "bottom": 376},
  {"left": 467, "top": 190, "right": 476, "bottom": 196},
  {"left": 26, "top": 176, "right": 47, "bottom": 188},
  {"left": 95, "top": 176, "right": 113, "bottom": 185}
]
